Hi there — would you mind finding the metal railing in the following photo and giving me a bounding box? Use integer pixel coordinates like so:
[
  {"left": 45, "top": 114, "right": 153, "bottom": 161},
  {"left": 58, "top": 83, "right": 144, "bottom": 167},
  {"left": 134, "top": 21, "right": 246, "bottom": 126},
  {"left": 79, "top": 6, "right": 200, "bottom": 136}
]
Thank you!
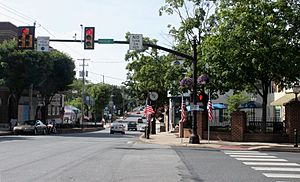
[
  {"left": 246, "top": 117, "right": 284, "bottom": 134},
  {"left": 208, "top": 116, "right": 231, "bottom": 132}
]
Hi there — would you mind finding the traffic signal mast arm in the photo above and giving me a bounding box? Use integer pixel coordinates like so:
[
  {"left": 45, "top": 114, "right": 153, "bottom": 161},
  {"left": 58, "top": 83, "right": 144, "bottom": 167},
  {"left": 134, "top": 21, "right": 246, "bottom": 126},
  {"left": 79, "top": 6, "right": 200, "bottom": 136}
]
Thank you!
[{"left": 49, "top": 39, "right": 193, "bottom": 61}]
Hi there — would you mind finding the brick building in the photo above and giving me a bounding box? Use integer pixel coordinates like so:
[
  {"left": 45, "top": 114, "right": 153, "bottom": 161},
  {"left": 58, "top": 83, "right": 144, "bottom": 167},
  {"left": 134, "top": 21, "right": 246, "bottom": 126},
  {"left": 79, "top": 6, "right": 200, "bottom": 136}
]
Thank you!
[{"left": 0, "top": 22, "right": 17, "bottom": 42}]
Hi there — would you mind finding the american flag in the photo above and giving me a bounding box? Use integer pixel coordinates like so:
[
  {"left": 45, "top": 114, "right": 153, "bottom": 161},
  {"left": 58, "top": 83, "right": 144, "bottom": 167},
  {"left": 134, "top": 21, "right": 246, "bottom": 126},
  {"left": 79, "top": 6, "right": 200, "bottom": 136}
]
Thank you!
[
  {"left": 208, "top": 100, "right": 213, "bottom": 121},
  {"left": 144, "top": 105, "right": 155, "bottom": 120},
  {"left": 181, "top": 102, "right": 187, "bottom": 123}
]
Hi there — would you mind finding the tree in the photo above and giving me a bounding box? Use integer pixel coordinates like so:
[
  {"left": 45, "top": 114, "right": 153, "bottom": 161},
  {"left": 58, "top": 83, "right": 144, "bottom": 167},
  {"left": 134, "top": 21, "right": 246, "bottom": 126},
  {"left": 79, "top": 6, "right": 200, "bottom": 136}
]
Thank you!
[
  {"left": 86, "top": 83, "right": 111, "bottom": 120},
  {"left": 0, "top": 39, "right": 50, "bottom": 120},
  {"left": 124, "top": 34, "right": 171, "bottom": 108},
  {"left": 0, "top": 39, "right": 75, "bottom": 122},
  {"left": 37, "top": 50, "right": 75, "bottom": 122},
  {"left": 202, "top": 0, "right": 300, "bottom": 132}
]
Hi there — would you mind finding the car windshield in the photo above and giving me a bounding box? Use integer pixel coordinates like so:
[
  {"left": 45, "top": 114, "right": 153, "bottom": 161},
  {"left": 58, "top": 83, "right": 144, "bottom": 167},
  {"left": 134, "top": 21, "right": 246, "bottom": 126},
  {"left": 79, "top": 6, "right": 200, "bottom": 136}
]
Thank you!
[
  {"left": 129, "top": 121, "right": 136, "bottom": 124},
  {"left": 137, "top": 119, "right": 143, "bottom": 123},
  {"left": 23, "top": 120, "right": 36, "bottom": 125}
]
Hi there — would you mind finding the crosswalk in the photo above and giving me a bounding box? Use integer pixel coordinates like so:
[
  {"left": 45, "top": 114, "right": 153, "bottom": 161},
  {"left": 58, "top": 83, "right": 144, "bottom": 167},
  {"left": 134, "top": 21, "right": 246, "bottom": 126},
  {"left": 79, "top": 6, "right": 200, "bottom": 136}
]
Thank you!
[{"left": 223, "top": 150, "right": 300, "bottom": 181}]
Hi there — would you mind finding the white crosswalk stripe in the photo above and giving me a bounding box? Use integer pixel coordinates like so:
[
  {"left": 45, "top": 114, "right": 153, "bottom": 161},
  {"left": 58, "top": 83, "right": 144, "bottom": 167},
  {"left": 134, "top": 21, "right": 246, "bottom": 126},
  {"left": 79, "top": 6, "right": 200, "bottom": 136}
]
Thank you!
[
  {"left": 223, "top": 150, "right": 300, "bottom": 180},
  {"left": 243, "top": 162, "right": 300, "bottom": 166}
]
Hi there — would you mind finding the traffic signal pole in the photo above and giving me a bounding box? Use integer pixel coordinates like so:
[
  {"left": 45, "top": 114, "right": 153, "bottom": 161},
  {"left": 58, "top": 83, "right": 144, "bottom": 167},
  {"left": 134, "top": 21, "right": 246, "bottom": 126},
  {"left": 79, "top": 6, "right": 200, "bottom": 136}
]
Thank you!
[
  {"left": 189, "top": 37, "right": 200, "bottom": 144},
  {"left": 49, "top": 38, "right": 199, "bottom": 143}
]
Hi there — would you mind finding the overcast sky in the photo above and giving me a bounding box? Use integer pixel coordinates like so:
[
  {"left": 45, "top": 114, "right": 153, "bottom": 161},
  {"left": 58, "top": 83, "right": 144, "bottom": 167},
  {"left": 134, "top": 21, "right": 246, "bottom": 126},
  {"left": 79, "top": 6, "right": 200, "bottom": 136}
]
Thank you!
[{"left": 0, "top": 0, "right": 180, "bottom": 85}]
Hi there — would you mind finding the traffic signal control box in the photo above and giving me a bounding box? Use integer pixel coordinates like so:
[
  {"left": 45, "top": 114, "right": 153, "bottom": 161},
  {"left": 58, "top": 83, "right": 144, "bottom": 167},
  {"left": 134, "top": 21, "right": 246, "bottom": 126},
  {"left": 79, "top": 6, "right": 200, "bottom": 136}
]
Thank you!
[
  {"left": 84, "top": 27, "right": 95, "bottom": 49},
  {"left": 17, "top": 26, "right": 35, "bottom": 49}
]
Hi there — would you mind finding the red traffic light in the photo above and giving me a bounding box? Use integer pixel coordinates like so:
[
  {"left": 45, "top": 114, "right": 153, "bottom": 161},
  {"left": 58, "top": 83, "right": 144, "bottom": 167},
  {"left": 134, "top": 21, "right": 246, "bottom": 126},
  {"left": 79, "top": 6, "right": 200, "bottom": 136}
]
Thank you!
[
  {"left": 17, "top": 26, "right": 35, "bottom": 49},
  {"left": 84, "top": 27, "right": 95, "bottom": 50},
  {"left": 86, "top": 29, "right": 93, "bottom": 35},
  {"left": 199, "top": 94, "right": 203, "bottom": 101},
  {"left": 22, "top": 28, "right": 29, "bottom": 35}
]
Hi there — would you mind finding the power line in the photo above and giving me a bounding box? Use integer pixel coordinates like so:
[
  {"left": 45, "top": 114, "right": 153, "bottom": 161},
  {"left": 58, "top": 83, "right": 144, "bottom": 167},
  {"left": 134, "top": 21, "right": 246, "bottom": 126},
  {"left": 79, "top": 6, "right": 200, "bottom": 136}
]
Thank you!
[
  {"left": 89, "top": 71, "right": 125, "bottom": 81},
  {"left": 86, "top": 60, "right": 125, "bottom": 64},
  {"left": 0, "top": 2, "right": 83, "bottom": 58},
  {"left": 0, "top": 11, "right": 31, "bottom": 25},
  {"left": 0, "top": 2, "right": 36, "bottom": 23}
]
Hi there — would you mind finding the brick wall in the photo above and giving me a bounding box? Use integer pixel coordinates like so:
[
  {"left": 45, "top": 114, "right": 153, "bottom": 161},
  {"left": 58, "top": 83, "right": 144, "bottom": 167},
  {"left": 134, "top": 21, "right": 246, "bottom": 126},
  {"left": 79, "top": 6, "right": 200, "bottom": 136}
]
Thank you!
[
  {"left": 197, "top": 111, "right": 206, "bottom": 139},
  {"left": 231, "top": 111, "right": 246, "bottom": 142},
  {"left": 285, "top": 101, "right": 300, "bottom": 142}
]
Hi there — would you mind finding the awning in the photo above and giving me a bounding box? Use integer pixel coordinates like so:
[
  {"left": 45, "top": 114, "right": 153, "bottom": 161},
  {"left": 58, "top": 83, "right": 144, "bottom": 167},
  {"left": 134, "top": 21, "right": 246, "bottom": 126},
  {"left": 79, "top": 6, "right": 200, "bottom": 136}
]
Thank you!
[
  {"left": 270, "top": 94, "right": 297, "bottom": 106},
  {"left": 238, "top": 101, "right": 262, "bottom": 109}
]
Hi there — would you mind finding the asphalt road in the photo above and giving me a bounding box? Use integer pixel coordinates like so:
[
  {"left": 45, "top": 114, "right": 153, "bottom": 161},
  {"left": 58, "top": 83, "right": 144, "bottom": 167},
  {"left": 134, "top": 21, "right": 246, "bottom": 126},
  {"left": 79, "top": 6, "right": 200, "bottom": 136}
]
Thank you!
[
  {"left": 0, "top": 129, "right": 188, "bottom": 182},
  {"left": 1, "top": 127, "right": 300, "bottom": 182}
]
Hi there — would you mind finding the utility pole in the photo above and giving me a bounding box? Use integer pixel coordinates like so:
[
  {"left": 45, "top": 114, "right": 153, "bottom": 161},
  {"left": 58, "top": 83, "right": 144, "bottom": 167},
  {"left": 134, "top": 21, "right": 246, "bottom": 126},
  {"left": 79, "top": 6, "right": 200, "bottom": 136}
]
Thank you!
[{"left": 78, "top": 58, "right": 89, "bottom": 128}]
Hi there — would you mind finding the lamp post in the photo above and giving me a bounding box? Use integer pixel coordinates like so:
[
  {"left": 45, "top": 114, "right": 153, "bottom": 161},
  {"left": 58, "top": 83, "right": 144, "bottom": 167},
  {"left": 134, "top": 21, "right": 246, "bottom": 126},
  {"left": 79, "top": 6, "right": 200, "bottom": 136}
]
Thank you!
[
  {"left": 189, "top": 37, "right": 200, "bottom": 144},
  {"left": 292, "top": 85, "right": 300, "bottom": 101}
]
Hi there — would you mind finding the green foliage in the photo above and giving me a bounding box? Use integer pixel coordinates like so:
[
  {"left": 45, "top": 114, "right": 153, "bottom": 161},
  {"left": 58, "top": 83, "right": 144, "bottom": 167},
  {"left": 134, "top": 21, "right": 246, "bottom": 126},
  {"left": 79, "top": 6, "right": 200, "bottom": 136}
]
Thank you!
[
  {"left": 202, "top": 0, "right": 300, "bottom": 130},
  {"left": 86, "top": 83, "right": 111, "bottom": 117},
  {"left": 225, "top": 91, "right": 250, "bottom": 115},
  {"left": 37, "top": 50, "right": 75, "bottom": 103},
  {"left": 124, "top": 34, "right": 171, "bottom": 107}
]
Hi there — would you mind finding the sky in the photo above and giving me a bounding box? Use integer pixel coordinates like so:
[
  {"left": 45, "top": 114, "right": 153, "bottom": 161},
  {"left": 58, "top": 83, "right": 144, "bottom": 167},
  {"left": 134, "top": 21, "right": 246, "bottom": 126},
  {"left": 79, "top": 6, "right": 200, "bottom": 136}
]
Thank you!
[{"left": 0, "top": 0, "right": 180, "bottom": 85}]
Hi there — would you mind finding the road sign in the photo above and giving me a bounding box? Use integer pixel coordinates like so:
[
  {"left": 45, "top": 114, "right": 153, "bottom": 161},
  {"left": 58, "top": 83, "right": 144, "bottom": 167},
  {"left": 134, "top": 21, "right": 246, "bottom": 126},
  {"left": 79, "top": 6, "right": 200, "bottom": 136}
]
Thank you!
[
  {"left": 98, "top": 39, "right": 114, "bottom": 44},
  {"left": 129, "top": 34, "right": 143, "bottom": 50},
  {"left": 37, "top": 36, "right": 49, "bottom": 52},
  {"left": 190, "top": 104, "right": 200, "bottom": 111}
]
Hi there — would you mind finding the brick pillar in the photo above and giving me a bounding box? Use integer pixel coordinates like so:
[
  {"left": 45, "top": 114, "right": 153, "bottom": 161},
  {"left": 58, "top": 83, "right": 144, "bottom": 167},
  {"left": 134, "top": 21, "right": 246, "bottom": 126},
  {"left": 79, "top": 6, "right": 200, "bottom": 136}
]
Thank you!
[
  {"left": 197, "top": 111, "right": 206, "bottom": 139},
  {"left": 231, "top": 111, "right": 246, "bottom": 142},
  {"left": 285, "top": 101, "right": 300, "bottom": 143}
]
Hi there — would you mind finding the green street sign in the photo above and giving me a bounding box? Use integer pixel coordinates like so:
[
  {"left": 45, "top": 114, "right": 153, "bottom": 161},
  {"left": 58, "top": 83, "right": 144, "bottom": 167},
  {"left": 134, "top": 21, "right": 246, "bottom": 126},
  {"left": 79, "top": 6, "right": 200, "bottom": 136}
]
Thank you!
[{"left": 98, "top": 39, "right": 114, "bottom": 44}]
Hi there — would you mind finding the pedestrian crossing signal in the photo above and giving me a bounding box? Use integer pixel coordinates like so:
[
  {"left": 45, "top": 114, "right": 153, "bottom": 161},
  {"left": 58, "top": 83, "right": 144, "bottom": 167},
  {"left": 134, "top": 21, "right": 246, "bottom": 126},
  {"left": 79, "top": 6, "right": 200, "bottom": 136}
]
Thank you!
[
  {"left": 17, "top": 26, "right": 35, "bottom": 49},
  {"left": 84, "top": 27, "right": 95, "bottom": 49}
]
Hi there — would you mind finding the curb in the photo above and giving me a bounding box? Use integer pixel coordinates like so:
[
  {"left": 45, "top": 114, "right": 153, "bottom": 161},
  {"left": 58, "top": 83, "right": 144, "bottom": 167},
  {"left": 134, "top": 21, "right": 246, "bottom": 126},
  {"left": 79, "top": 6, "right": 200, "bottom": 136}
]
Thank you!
[{"left": 138, "top": 133, "right": 300, "bottom": 152}]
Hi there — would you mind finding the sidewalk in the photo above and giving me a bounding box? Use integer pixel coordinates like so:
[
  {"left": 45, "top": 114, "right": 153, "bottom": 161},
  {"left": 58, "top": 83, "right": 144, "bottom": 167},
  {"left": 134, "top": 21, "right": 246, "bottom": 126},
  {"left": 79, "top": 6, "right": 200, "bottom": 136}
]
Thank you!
[{"left": 139, "top": 132, "right": 300, "bottom": 152}]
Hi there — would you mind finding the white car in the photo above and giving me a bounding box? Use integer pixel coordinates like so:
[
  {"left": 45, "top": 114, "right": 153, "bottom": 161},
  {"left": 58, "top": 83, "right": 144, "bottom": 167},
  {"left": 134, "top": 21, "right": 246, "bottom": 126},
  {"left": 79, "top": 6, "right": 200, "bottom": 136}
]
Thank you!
[
  {"left": 137, "top": 118, "right": 147, "bottom": 132},
  {"left": 110, "top": 122, "right": 125, "bottom": 134}
]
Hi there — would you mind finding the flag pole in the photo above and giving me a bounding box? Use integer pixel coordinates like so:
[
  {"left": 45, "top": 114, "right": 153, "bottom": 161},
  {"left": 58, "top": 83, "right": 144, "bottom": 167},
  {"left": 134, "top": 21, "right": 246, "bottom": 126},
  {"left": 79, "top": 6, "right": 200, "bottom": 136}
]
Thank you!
[{"left": 208, "top": 92, "right": 210, "bottom": 144}]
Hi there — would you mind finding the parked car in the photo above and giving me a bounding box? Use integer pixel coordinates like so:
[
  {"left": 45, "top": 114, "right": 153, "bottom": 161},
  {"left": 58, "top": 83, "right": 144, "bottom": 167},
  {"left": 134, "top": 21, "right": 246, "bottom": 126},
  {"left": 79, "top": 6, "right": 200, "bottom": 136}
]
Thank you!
[
  {"left": 128, "top": 121, "right": 137, "bottom": 131},
  {"left": 110, "top": 122, "right": 125, "bottom": 134},
  {"left": 137, "top": 117, "right": 147, "bottom": 132},
  {"left": 13, "top": 120, "right": 47, "bottom": 135}
]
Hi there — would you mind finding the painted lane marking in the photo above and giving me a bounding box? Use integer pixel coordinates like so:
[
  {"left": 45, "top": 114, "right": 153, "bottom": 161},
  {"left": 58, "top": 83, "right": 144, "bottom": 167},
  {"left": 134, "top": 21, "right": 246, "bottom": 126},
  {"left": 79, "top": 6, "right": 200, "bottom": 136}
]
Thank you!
[
  {"left": 225, "top": 152, "right": 269, "bottom": 155},
  {"left": 263, "top": 173, "right": 300, "bottom": 178},
  {"left": 223, "top": 150, "right": 261, "bottom": 153},
  {"left": 236, "top": 158, "right": 287, "bottom": 162},
  {"left": 243, "top": 162, "right": 300, "bottom": 166},
  {"left": 252, "top": 167, "right": 300, "bottom": 172},
  {"left": 230, "top": 155, "right": 277, "bottom": 158}
]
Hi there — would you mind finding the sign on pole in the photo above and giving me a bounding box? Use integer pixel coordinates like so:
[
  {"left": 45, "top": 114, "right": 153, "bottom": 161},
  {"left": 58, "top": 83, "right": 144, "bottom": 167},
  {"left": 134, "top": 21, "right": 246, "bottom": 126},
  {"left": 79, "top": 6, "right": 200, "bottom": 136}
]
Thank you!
[
  {"left": 98, "top": 39, "right": 114, "bottom": 44},
  {"left": 190, "top": 104, "right": 200, "bottom": 111},
  {"left": 37, "top": 36, "right": 50, "bottom": 52},
  {"left": 129, "top": 34, "right": 143, "bottom": 50}
]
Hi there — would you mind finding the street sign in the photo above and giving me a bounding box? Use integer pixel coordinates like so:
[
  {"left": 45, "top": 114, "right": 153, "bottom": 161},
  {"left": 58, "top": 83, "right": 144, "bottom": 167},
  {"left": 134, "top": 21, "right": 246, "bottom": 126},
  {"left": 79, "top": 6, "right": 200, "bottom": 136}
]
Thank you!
[
  {"left": 98, "top": 39, "right": 114, "bottom": 44},
  {"left": 37, "top": 36, "right": 50, "bottom": 52},
  {"left": 190, "top": 104, "right": 200, "bottom": 111},
  {"left": 129, "top": 34, "right": 143, "bottom": 50}
]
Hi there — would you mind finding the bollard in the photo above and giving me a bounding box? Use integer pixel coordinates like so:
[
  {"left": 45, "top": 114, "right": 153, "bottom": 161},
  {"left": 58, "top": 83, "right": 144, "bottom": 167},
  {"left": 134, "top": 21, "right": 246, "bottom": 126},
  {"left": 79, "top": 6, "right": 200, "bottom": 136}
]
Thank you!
[{"left": 294, "top": 129, "right": 298, "bottom": 147}]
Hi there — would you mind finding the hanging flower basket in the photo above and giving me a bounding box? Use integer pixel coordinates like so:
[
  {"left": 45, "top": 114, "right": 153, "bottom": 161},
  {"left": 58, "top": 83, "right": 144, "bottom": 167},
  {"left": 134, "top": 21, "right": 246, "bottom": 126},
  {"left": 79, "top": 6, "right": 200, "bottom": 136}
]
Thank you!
[
  {"left": 179, "top": 77, "right": 193, "bottom": 89},
  {"left": 197, "top": 74, "right": 210, "bottom": 85}
]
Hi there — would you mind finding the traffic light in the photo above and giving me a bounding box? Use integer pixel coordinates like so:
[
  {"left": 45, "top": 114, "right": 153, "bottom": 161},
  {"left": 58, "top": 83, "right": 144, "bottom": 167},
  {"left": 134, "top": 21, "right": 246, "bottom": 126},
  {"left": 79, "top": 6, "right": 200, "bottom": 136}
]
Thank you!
[
  {"left": 17, "top": 26, "right": 35, "bottom": 49},
  {"left": 198, "top": 92, "right": 208, "bottom": 108},
  {"left": 84, "top": 27, "right": 95, "bottom": 49}
]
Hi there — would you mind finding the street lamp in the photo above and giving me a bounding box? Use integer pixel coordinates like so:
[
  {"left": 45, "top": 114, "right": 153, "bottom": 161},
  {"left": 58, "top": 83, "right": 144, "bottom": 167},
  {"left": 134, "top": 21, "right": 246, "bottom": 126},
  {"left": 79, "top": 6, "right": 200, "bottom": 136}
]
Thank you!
[
  {"left": 292, "top": 85, "right": 300, "bottom": 101},
  {"left": 189, "top": 37, "right": 200, "bottom": 144}
]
